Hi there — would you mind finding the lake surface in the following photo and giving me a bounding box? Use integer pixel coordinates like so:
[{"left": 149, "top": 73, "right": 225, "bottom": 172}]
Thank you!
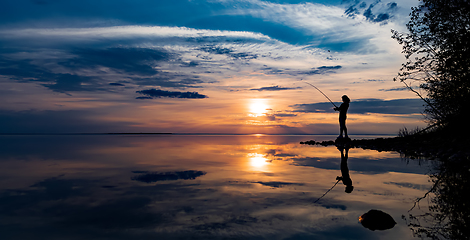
[{"left": 0, "top": 135, "right": 435, "bottom": 239}]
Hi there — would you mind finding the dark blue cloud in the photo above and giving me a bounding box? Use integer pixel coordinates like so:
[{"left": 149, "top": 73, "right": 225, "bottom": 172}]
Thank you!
[
  {"left": 109, "top": 82, "right": 125, "bottom": 86},
  {"left": 292, "top": 98, "right": 425, "bottom": 114},
  {"left": 0, "top": 47, "right": 207, "bottom": 93},
  {"left": 199, "top": 46, "right": 232, "bottom": 55},
  {"left": 136, "top": 89, "right": 207, "bottom": 99},
  {"left": 387, "top": 2, "right": 397, "bottom": 10},
  {"left": 373, "top": 13, "right": 390, "bottom": 22},
  {"left": 343, "top": 0, "right": 397, "bottom": 23},
  {"left": 0, "top": 56, "right": 107, "bottom": 93},
  {"left": 297, "top": 65, "right": 342, "bottom": 75},
  {"left": 180, "top": 61, "right": 199, "bottom": 67},
  {"left": 262, "top": 65, "right": 343, "bottom": 76},
  {"left": 63, "top": 48, "right": 170, "bottom": 76},
  {"left": 199, "top": 45, "right": 258, "bottom": 60},
  {"left": 363, "top": 2, "right": 377, "bottom": 21},
  {"left": 344, "top": 0, "right": 367, "bottom": 17},
  {"left": 41, "top": 74, "right": 103, "bottom": 93},
  {"left": 379, "top": 87, "right": 410, "bottom": 91},
  {"left": 250, "top": 85, "right": 300, "bottom": 91},
  {"left": 316, "top": 38, "right": 372, "bottom": 52}
]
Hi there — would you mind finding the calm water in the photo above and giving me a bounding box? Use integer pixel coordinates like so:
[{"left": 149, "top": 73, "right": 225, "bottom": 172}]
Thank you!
[{"left": 0, "top": 135, "right": 434, "bottom": 239}]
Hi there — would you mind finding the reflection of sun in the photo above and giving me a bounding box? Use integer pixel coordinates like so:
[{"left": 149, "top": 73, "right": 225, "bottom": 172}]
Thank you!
[
  {"left": 248, "top": 153, "right": 269, "bottom": 169},
  {"left": 249, "top": 99, "right": 269, "bottom": 117}
]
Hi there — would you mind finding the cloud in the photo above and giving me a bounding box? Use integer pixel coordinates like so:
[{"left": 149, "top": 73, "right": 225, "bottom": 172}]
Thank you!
[
  {"left": 136, "top": 89, "right": 208, "bottom": 99},
  {"left": 263, "top": 65, "right": 343, "bottom": 76},
  {"left": 292, "top": 98, "right": 425, "bottom": 114},
  {"left": 0, "top": 26, "right": 272, "bottom": 44},
  {"left": 344, "top": 0, "right": 368, "bottom": 18},
  {"left": 109, "top": 82, "right": 125, "bottom": 86},
  {"left": 299, "top": 65, "right": 342, "bottom": 75},
  {"left": 131, "top": 170, "right": 206, "bottom": 183},
  {"left": 199, "top": 45, "right": 258, "bottom": 60},
  {"left": 63, "top": 48, "right": 170, "bottom": 76},
  {"left": 222, "top": 0, "right": 395, "bottom": 52},
  {"left": 0, "top": 47, "right": 208, "bottom": 93},
  {"left": 379, "top": 86, "right": 416, "bottom": 91},
  {"left": 274, "top": 113, "right": 297, "bottom": 117},
  {"left": 40, "top": 74, "right": 101, "bottom": 93},
  {"left": 250, "top": 85, "right": 300, "bottom": 91},
  {"left": 0, "top": 57, "right": 103, "bottom": 93},
  {"left": 343, "top": 0, "right": 398, "bottom": 23}
]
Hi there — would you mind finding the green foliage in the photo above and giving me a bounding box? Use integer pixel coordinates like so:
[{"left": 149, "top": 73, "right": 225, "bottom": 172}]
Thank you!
[{"left": 392, "top": 0, "right": 470, "bottom": 129}]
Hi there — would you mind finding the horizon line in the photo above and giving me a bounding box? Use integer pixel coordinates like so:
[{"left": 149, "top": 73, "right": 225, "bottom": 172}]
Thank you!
[{"left": 0, "top": 132, "right": 396, "bottom": 136}]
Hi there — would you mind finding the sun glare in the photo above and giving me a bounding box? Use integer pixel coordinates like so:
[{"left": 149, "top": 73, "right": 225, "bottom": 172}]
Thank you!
[
  {"left": 248, "top": 153, "right": 270, "bottom": 171},
  {"left": 249, "top": 99, "right": 270, "bottom": 117},
  {"left": 248, "top": 153, "right": 269, "bottom": 170}
]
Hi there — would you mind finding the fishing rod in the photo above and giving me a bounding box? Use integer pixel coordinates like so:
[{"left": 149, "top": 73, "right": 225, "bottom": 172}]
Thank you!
[
  {"left": 313, "top": 179, "right": 341, "bottom": 204},
  {"left": 303, "top": 81, "right": 338, "bottom": 108}
]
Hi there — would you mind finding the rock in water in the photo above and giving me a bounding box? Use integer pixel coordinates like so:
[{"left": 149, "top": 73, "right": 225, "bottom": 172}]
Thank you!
[
  {"left": 335, "top": 137, "right": 351, "bottom": 148},
  {"left": 359, "top": 209, "right": 396, "bottom": 231}
]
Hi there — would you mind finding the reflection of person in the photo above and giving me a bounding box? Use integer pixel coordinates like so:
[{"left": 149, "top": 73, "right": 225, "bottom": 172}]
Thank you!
[
  {"left": 334, "top": 95, "right": 350, "bottom": 139},
  {"left": 336, "top": 146, "right": 353, "bottom": 193}
]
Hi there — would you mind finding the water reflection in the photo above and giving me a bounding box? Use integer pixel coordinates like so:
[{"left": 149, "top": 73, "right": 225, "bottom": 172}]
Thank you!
[
  {"left": 337, "top": 146, "right": 354, "bottom": 193},
  {"left": 313, "top": 146, "right": 353, "bottom": 204},
  {"left": 248, "top": 153, "right": 270, "bottom": 170},
  {"left": 404, "top": 154, "right": 470, "bottom": 240},
  {"left": 0, "top": 135, "right": 437, "bottom": 239}
]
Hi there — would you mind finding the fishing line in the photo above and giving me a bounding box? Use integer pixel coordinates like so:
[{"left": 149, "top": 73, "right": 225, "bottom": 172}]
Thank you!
[
  {"left": 313, "top": 179, "right": 341, "bottom": 204},
  {"left": 303, "top": 81, "right": 338, "bottom": 108}
]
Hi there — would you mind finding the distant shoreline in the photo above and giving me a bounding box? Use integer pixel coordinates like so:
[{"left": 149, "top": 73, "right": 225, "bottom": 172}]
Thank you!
[
  {"left": 0, "top": 133, "right": 173, "bottom": 135},
  {"left": 0, "top": 133, "right": 395, "bottom": 136}
]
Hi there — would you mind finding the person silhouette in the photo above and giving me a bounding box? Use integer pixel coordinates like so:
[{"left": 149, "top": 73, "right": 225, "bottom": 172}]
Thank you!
[
  {"left": 334, "top": 95, "right": 350, "bottom": 139},
  {"left": 336, "top": 146, "right": 353, "bottom": 193}
]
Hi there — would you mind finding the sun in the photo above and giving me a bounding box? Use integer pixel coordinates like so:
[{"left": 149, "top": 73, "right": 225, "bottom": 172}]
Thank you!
[{"left": 249, "top": 99, "right": 269, "bottom": 117}]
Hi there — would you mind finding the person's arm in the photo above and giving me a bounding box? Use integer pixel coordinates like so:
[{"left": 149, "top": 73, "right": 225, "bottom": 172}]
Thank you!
[{"left": 334, "top": 103, "right": 343, "bottom": 111}]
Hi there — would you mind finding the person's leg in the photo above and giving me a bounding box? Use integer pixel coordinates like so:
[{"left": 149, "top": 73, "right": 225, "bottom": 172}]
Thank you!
[
  {"left": 343, "top": 119, "right": 348, "bottom": 138},
  {"left": 339, "top": 118, "right": 345, "bottom": 137}
]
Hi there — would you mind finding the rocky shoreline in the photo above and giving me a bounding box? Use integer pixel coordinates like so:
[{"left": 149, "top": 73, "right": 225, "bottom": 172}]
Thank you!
[{"left": 300, "top": 135, "right": 469, "bottom": 161}]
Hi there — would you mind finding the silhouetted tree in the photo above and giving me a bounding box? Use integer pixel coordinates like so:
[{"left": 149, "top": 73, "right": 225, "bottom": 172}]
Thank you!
[{"left": 392, "top": 0, "right": 470, "bottom": 131}]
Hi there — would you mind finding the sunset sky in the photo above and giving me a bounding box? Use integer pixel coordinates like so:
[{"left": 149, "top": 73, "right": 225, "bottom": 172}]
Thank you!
[{"left": 0, "top": 0, "right": 428, "bottom": 134}]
